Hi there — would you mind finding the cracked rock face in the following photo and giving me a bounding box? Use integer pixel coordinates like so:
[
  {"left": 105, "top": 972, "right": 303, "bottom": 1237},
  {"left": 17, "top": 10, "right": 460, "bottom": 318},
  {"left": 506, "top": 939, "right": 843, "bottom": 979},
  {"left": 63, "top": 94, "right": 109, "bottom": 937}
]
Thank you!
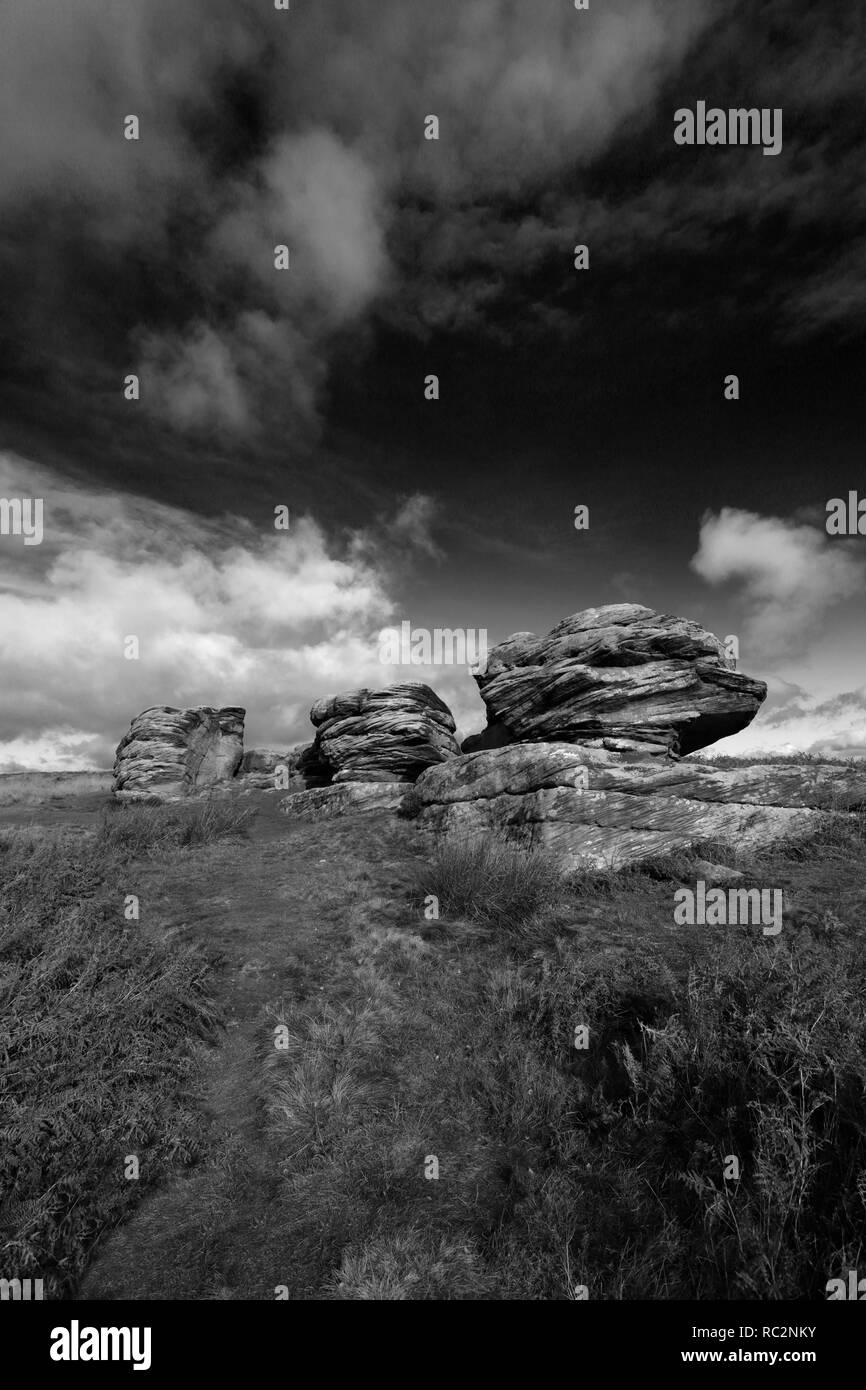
[
  {"left": 113, "top": 706, "right": 245, "bottom": 800},
  {"left": 308, "top": 682, "right": 461, "bottom": 784},
  {"left": 414, "top": 744, "right": 866, "bottom": 869},
  {"left": 469, "top": 604, "right": 767, "bottom": 756}
]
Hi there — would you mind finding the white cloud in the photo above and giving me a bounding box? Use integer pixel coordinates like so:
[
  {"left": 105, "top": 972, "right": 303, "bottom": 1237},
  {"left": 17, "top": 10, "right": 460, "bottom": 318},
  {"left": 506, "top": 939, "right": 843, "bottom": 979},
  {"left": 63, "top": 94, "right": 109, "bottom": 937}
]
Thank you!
[
  {"left": 0, "top": 452, "right": 410, "bottom": 767},
  {"left": 702, "top": 672, "right": 866, "bottom": 761},
  {"left": 690, "top": 507, "right": 866, "bottom": 659}
]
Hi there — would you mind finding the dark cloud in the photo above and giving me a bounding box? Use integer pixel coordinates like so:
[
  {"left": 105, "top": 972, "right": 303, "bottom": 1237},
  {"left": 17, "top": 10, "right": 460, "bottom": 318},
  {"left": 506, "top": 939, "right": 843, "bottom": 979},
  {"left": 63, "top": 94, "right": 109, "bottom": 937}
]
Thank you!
[
  {"left": 0, "top": 0, "right": 717, "bottom": 446},
  {"left": 2, "top": 0, "right": 863, "bottom": 450}
]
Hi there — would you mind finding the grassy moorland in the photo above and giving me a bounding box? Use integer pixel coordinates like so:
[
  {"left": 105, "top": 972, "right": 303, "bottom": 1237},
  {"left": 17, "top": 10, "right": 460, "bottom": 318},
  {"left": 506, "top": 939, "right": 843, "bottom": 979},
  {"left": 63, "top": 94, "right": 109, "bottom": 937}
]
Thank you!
[
  {"left": 0, "top": 778, "right": 864, "bottom": 1300},
  {"left": 0, "top": 770, "right": 113, "bottom": 805},
  {"left": 0, "top": 802, "right": 252, "bottom": 1296}
]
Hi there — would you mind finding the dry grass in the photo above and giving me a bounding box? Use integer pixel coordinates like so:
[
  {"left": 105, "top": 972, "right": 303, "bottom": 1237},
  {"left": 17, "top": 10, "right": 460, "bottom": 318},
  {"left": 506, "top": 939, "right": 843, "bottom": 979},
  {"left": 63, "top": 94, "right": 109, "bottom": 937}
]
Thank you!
[
  {"left": 0, "top": 771, "right": 112, "bottom": 806},
  {"left": 0, "top": 800, "right": 254, "bottom": 1296},
  {"left": 259, "top": 815, "right": 866, "bottom": 1299},
  {"left": 412, "top": 835, "right": 566, "bottom": 933},
  {"left": 97, "top": 799, "right": 256, "bottom": 858},
  {"left": 4, "top": 780, "right": 865, "bottom": 1300},
  {"left": 691, "top": 751, "right": 864, "bottom": 770}
]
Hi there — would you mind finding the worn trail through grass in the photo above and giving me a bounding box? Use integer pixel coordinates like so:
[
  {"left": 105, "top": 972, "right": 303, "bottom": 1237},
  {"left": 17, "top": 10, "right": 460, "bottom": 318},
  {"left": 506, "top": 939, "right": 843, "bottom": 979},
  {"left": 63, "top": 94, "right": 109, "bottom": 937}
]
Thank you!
[{"left": 77, "top": 795, "right": 431, "bottom": 1299}]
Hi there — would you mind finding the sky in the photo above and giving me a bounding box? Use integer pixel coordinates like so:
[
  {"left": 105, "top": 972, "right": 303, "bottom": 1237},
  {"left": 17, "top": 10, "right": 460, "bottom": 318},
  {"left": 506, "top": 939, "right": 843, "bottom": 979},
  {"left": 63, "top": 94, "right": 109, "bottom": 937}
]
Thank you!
[{"left": 0, "top": 0, "right": 864, "bottom": 770}]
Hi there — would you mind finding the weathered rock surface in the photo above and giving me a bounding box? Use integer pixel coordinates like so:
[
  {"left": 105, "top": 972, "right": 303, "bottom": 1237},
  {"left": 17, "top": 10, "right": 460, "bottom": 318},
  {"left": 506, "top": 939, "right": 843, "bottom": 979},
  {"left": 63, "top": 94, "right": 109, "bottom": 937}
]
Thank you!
[
  {"left": 113, "top": 706, "right": 245, "bottom": 800},
  {"left": 308, "top": 683, "right": 460, "bottom": 784},
  {"left": 469, "top": 604, "right": 767, "bottom": 756},
  {"left": 414, "top": 744, "right": 866, "bottom": 869},
  {"left": 240, "top": 748, "right": 286, "bottom": 774},
  {"left": 236, "top": 744, "right": 319, "bottom": 792},
  {"left": 280, "top": 782, "right": 408, "bottom": 819}
]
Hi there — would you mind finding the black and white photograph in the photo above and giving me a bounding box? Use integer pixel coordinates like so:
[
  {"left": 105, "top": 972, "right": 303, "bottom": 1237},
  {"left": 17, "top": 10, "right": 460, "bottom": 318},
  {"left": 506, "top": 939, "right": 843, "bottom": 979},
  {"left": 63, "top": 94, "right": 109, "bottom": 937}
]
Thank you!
[{"left": 1, "top": 0, "right": 865, "bottom": 1351}]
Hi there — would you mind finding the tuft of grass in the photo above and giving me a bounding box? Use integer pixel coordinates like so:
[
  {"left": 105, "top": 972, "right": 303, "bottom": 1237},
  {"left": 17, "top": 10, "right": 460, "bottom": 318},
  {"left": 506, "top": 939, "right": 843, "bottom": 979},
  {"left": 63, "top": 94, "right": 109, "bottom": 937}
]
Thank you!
[
  {"left": 412, "top": 834, "right": 565, "bottom": 933},
  {"left": 98, "top": 798, "right": 255, "bottom": 859},
  {"left": 328, "top": 1229, "right": 490, "bottom": 1300},
  {"left": 627, "top": 838, "right": 744, "bottom": 883},
  {"left": 263, "top": 1001, "right": 393, "bottom": 1167}
]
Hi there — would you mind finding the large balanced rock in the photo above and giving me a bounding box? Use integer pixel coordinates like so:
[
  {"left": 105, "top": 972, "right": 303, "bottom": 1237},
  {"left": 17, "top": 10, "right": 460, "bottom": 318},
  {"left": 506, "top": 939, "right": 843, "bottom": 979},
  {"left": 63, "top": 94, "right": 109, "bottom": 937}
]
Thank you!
[
  {"left": 414, "top": 744, "right": 866, "bottom": 869},
  {"left": 469, "top": 604, "right": 766, "bottom": 757},
  {"left": 308, "top": 683, "right": 460, "bottom": 784},
  {"left": 113, "top": 706, "right": 244, "bottom": 800}
]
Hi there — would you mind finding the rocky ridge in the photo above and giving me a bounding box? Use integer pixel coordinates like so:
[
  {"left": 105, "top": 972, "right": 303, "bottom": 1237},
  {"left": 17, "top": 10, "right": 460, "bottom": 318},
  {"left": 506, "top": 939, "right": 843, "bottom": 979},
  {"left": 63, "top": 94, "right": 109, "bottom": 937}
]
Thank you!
[
  {"left": 111, "top": 605, "right": 863, "bottom": 870},
  {"left": 411, "top": 743, "right": 866, "bottom": 868}
]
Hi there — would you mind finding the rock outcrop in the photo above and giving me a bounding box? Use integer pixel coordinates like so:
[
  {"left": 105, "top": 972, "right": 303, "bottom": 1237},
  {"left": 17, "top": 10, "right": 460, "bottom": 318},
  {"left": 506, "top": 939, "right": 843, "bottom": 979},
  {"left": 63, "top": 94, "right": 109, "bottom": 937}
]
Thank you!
[
  {"left": 111, "top": 682, "right": 459, "bottom": 802},
  {"left": 113, "top": 706, "right": 244, "bottom": 800},
  {"left": 308, "top": 683, "right": 460, "bottom": 784},
  {"left": 281, "top": 782, "right": 408, "bottom": 820},
  {"left": 110, "top": 609, "right": 858, "bottom": 873},
  {"left": 413, "top": 744, "right": 866, "bottom": 869},
  {"left": 469, "top": 604, "right": 766, "bottom": 757}
]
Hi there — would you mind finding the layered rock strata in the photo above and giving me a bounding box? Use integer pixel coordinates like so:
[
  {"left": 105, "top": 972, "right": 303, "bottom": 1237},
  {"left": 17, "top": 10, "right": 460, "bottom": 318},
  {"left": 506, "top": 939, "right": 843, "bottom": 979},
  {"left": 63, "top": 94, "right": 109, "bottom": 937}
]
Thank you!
[
  {"left": 413, "top": 743, "right": 865, "bottom": 869},
  {"left": 468, "top": 604, "right": 766, "bottom": 756},
  {"left": 308, "top": 683, "right": 460, "bottom": 784},
  {"left": 113, "top": 706, "right": 245, "bottom": 800}
]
